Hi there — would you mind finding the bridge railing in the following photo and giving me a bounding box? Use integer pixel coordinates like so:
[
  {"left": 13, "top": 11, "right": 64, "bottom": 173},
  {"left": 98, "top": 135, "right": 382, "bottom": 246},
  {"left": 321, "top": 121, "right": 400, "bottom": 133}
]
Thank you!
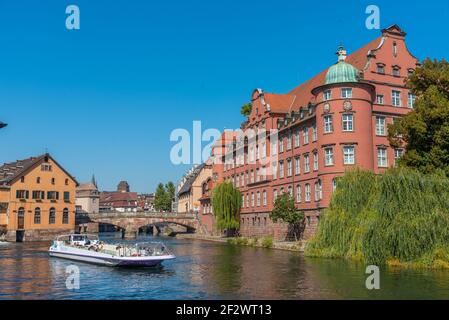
[{"left": 84, "top": 211, "right": 198, "bottom": 219}]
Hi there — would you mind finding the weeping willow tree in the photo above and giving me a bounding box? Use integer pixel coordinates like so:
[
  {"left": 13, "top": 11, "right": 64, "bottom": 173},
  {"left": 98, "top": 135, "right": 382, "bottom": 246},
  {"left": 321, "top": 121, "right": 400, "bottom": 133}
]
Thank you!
[
  {"left": 211, "top": 182, "right": 242, "bottom": 233},
  {"left": 306, "top": 168, "right": 449, "bottom": 269}
]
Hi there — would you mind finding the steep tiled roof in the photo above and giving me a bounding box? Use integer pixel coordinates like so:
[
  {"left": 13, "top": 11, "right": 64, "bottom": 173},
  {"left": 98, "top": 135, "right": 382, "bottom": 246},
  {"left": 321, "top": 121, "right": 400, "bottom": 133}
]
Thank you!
[
  {"left": 0, "top": 153, "right": 78, "bottom": 186},
  {"left": 262, "top": 36, "right": 383, "bottom": 114},
  {"left": 0, "top": 156, "right": 42, "bottom": 185},
  {"left": 264, "top": 93, "right": 296, "bottom": 113},
  {"left": 178, "top": 163, "right": 205, "bottom": 196}
]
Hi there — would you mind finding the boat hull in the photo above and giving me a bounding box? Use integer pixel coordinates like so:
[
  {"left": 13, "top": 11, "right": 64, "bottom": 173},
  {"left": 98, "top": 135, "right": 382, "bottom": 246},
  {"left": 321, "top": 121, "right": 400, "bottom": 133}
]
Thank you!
[{"left": 49, "top": 248, "right": 175, "bottom": 267}]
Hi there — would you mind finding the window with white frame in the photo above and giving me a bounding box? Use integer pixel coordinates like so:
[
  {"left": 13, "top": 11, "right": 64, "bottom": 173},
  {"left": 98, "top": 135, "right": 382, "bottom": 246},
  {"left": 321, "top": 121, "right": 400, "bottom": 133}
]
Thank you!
[
  {"left": 392, "top": 66, "right": 400, "bottom": 77},
  {"left": 256, "top": 192, "right": 261, "bottom": 206},
  {"left": 324, "top": 115, "right": 333, "bottom": 133},
  {"left": 296, "top": 185, "right": 302, "bottom": 203},
  {"left": 303, "top": 127, "right": 309, "bottom": 144},
  {"left": 343, "top": 146, "right": 355, "bottom": 164},
  {"left": 294, "top": 130, "right": 300, "bottom": 147},
  {"left": 279, "top": 161, "right": 284, "bottom": 178},
  {"left": 246, "top": 194, "right": 249, "bottom": 208},
  {"left": 392, "top": 90, "right": 401, "bottom": 107},
  {"left": 394, "top": 148, "right": 404, "bottom": 166},
  {"left": 288, "top": 186, "right": 293, "bottom": 197},
  {"left": 251, "top": 193, "right": 255, "bottom": 207},
  {"left": 341, "top": 88, "right": 353, "bottom": 98},
  {"left": 250, "top": 170, "right": 254, "bottom": 183},
  {"left": 342, "top": 114, "right": 353, "bottom": 131},
  {"left": 376, "top": 94, "right": 384, "bottom": 104},
  {"left": 323, "top": 90, "right": 332, "bottom": 101},
  {"left": 314, "top": 180, "right": 322, "bottom": 201},
  {"left": 305, "top": 184, "right": 311, "bottom": 202},
  {"left": 272, "top": 161, "right": 278, "bottom": 180},
  {"left": 377, "top": 148, "right": 388, "bottom": 167},
  {"left": 408, "top": 92, "right": 416, "bottom": 108},
  {"left": 324, "top": 147, "right": 334, "bottom": 166},
  {"left": 287, "top": 134, "right": 292, "bottom": 150},
  {"left": 263, "top": 190, "right": 267, "bottom": 206},
  {"left": 273, "top": 189, "right": 278, "bottom": 202},
  {"left": 376, "top": 116, "right": 386, "bottom": 136},
  {"left": 295, "top": 157, "right": 300, "bottom": 175},
  {"left": 256, "top": 168, "right": 260, "bottom": 182},
  {"left": 332, "top": 178, "right": 337, "bottom": 192},
  {"left": 279, "top": 138, "right": 284, "bottom": 153},
  {"left": 304, "top": 154, "right": 310, "bottom": 172},
  {"left": 287, "top": 159, "right": 292, "bottom": 177},
  {"left": 377, "top": 64, "right": 385, "bottom": 74},
  {"left": 313, "top": 152, "right": 318, "bottom": 171},
  {"left": 312, "top": 124, "right": 317, "bottom": 141},
  {"left": 271, "top": 140, "right": 278, "bottom": 156}
]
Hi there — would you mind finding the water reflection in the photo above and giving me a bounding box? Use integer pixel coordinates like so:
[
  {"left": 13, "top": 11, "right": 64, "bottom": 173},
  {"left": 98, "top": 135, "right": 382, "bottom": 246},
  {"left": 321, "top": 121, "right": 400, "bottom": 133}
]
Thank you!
[{"left": 1, "top": 234, "right": 449, "bottom": 299}]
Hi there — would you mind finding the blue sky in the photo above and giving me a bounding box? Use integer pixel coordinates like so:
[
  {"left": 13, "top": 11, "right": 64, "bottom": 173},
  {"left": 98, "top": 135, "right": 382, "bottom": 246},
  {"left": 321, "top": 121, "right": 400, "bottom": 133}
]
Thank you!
[{"left": 0, "top": 0, "right": 448, "bottom": 193}]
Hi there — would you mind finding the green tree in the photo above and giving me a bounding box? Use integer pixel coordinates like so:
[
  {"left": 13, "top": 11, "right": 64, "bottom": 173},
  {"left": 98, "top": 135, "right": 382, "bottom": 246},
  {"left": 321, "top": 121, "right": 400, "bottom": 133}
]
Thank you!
[
  {"left": 270, "top": 193, "right": 304, "bottom": 241},
  {"left": 165, "top": 181, "right": 175, "bottom": 211},
  {"left": 211, "top": 182, "right": 242, "bottom": 235},
  {"left": 389, "top": 59, "right": 449, "bottom": 176},
  {"left": 240, "top": 103, "right": 252, "bottom": 117},
  {"left": 154, "top": 183, "right": 168, "bottom": 212},
  {"left": 165, "top": 181, "right": 175, "bottom": 203}
]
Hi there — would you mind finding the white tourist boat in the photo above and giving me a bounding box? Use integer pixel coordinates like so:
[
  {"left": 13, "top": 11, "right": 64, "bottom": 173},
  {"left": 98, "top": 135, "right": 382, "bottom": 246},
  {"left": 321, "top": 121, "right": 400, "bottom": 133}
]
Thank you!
[{"left": 48, "top": 234, "right": 176, "bottom": 267}]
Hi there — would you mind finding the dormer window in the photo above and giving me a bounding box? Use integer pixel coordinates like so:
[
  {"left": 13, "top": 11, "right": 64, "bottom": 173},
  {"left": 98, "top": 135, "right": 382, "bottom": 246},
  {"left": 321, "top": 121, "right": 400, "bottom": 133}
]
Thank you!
[
  {"left": 392, "top": 66, "right": 401, "bottom": 77},
  {"left": 408, "top": 68, "right": 415, "bottom": 76},
  {"left": 323, "top": 90, "right": 332, "bottom": 101},
  {"left": 376, "top": 63, "right": 385, "bottom": 74}
]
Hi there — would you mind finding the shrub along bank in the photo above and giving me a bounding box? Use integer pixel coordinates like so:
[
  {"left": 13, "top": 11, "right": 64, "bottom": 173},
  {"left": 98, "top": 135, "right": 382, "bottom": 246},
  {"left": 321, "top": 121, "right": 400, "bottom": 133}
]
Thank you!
[{"left": 305, "top": 168, "right": 449, "bottom": 269}]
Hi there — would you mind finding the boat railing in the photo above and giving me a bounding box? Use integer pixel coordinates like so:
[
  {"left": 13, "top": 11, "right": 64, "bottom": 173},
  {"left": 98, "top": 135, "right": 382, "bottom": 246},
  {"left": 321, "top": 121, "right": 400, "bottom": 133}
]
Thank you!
[{"left": 116, "top": 242, "right": 171, "bottom": 257}]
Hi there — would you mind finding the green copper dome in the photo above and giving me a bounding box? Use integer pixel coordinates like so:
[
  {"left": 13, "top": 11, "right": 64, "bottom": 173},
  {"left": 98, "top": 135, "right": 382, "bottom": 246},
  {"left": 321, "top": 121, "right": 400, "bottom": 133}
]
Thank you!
[{"left": 325, "top": 46, "right": 359, "bottom": 85}]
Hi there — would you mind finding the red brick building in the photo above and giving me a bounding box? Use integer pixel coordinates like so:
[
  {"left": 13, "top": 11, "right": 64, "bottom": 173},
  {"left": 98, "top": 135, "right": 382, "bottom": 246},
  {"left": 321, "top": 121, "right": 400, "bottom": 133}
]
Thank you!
[{"left": 210, "top": 25, "right": 419, "bottom": 240}]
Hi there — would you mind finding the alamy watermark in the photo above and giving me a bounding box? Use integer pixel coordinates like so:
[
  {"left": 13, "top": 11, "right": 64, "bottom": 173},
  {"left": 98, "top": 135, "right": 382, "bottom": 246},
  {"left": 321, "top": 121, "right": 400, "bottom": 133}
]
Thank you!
[
  {"left": 365, "top": 5, "right": 380, "bottom": 30},
  {"left": 169, "top": 121, "right": 278, "bottom": 175},
  {"left": 365, "top": 265, "right": 380, "bottom": 290},
  {"left": 66, "top": 265, "right": 80, "bottom": 290},
  {"left": 66, "top": 5, "right": 80, "bottom": 30}
]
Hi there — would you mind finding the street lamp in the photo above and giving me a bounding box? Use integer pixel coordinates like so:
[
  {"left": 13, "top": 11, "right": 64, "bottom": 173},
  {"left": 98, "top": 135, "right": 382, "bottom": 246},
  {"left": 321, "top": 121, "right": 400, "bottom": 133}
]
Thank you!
[{"left": 0, "top": 121, "right": 7, "bottom": 129}]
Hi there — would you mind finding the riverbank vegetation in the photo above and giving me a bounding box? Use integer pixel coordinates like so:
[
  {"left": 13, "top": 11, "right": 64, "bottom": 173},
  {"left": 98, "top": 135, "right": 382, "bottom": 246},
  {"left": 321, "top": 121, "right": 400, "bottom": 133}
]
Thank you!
[
  {"left": 212, "top": 182, "right": 242, "bottom": 234},
  {"left": 305, "top": 168, "right": 449, "bottom": 269},
  {"left": 270, "top": 193, "right": 304, "bottom": 241},
  {"left": 306, "top": 59, "right": 449, "bottom": 269}
]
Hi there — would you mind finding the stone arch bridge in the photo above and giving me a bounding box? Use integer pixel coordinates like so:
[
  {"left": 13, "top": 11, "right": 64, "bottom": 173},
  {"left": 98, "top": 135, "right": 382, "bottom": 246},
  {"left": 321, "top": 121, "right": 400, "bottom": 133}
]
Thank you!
[{"left": 77, "top": 212, "right": 201, "bottom": 238}]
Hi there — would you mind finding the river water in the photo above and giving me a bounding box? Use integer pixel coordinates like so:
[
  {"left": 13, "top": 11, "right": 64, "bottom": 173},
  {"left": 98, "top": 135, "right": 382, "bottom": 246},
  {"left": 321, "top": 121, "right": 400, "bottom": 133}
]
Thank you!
[{"left": 0, "top": 233, "right": 448, "bottom": 299}]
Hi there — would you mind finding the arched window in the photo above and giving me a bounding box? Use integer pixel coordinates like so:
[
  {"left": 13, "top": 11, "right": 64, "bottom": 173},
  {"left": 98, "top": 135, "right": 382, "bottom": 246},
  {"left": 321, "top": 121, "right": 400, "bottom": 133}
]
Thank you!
[
  {"left": 62, "top": 208, "right": 69, "bottom": 224},
  {"left": 49, "top": 208, "right": 56, "bottom": 224},
  {"left": 34, "top": 207, "right": 41, "bottom": 224}
]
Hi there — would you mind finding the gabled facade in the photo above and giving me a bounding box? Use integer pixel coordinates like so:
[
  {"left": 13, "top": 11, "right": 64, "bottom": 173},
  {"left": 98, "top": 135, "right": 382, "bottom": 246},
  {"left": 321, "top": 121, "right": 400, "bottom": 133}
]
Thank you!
[
  {"left": 214, "top": 25, "right": 420, "bottom": 240},
  {"left": 0, "top": 153, "right": 78, "bottom": 242}
]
